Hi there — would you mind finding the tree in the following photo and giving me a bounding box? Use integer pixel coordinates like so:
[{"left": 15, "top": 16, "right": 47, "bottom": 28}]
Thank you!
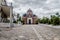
[
  {"left": 16, "top": 14, "right": 22, "bottom": 23},
  {"left": 17, "top": 17, "right": 21, "bottom": 21},
  {"left": 39, "top": 12, "right": 60, "bottom": 25},
  {"left": 17, "top": 14, "right": 20, "bottom": 18}
]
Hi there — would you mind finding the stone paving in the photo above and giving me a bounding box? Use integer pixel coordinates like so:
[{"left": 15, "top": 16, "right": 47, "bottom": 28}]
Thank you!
[{"left": 0, "top": 24, "right": 60, "bottom": 40}]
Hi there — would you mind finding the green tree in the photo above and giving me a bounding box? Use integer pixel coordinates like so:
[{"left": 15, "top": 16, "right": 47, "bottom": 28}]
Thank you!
[
  {"left": 17, "top": 14, "right": 22, "bottom": 23},
  {"left": 35, "top": 12, "right": 60, "bottom": 25}
]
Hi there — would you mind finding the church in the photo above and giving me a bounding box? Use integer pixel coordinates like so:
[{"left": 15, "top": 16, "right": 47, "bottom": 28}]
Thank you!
[{"left": 22, "top": 9, "right": 38, "bottom": 24}]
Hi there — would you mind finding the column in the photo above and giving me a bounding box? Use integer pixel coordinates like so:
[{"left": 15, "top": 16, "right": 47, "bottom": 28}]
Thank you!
[{"left": 10, "top": 3, "right": 14, "bottom": 27}]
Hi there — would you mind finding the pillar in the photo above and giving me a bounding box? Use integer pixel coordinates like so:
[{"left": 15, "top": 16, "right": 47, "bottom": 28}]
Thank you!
[{"left": 10, "top": 3, "right": 14, "bottom": 27}]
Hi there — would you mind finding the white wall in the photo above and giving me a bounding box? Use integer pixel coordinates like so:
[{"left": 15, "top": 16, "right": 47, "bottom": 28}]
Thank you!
[{"left": 27, "top": 18, "right": 32, "bottom": 24}]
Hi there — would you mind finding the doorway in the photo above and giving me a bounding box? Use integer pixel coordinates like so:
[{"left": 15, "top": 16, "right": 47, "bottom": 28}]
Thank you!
[
  {"left": 27, "top": 18, "right": 32, "bottom": 24},
  {"left": 29, "top": 19, "right": 31, "bottom": 24}
]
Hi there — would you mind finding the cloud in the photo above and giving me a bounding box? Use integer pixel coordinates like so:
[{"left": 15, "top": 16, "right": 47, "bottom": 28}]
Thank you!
[{"left": 7, "top": 0, "right": 60, "bottom": 18}]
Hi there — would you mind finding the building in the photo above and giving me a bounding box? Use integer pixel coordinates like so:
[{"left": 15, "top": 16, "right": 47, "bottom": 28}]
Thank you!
[
  {"left": 22, "top": 9, "right": 38, "bottom": 24},
  {"left": 0, "top": 0, "right": 12, "bottom": 23}
]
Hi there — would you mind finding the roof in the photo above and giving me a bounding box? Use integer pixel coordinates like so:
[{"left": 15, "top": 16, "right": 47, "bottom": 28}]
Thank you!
[
  {"left": 23, "top": 13, "right": 37, "bottom": 17},
  {"left": 23, "top": 8, "right": 37, "bottom": 17}
]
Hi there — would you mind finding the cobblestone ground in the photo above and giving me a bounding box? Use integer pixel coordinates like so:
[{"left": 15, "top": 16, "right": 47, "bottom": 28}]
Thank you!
[{"left": 0, "top": 24, "right": 60, "bottom": 40}]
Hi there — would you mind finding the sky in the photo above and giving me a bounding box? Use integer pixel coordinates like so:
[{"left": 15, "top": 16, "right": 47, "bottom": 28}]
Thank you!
[{"left": 6, "top": 0, "right": 60, "bottom": 18}]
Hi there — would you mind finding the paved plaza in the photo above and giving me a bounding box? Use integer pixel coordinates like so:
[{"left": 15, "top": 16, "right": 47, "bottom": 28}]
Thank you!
[{"left": 0, "top": 24, "right": 60, "bottom": 40}]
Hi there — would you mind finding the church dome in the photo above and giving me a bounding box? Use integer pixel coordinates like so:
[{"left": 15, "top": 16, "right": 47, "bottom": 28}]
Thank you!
[
  {"left": 27, "top": 8, "right": 32, "bottom": 12},
  {"left": 33, "top": 14, "right": 36, "bottom": 17},
  {"left": 23, "top": 13, "right": 27, "bottom": 17}
]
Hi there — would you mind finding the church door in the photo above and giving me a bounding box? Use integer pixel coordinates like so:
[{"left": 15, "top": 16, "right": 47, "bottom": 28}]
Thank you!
[{"left": 29, "top": 19, "right": 31, "bottom": 24}]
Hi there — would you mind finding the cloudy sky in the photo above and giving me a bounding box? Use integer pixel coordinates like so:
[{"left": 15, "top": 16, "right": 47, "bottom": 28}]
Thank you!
[{"left": 6, "top": 0, "right": 60, "bottom": 18}]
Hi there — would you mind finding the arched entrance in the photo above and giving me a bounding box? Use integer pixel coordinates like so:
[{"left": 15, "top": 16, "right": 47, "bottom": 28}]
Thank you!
[
  {"left": 29, "top": 19, "right": 31, "bottom": 24},
  {"left": 27, "top": 18, "right": 32, "bottom": 24}
]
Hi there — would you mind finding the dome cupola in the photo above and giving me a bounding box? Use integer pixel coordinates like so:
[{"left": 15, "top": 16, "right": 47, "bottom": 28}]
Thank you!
[{"left": 27, "top": 8, "right": 33, "bottom": 15}]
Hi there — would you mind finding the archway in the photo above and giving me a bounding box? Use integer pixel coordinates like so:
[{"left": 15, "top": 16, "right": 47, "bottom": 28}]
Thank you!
[
  {"left": 29, "top": 19, "right": 31, "bottom": 24},
  {"left": 27, "top": 18, "right": 32, "bottom": 24}
]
